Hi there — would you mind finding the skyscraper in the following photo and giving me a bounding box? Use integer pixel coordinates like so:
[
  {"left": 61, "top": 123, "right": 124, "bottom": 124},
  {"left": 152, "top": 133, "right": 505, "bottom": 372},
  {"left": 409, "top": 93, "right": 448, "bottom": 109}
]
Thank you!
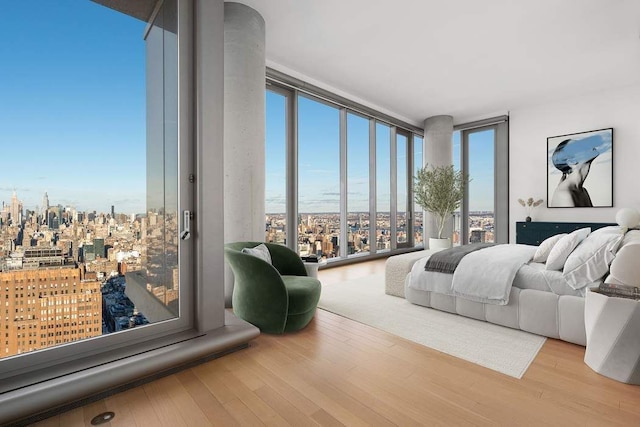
[
  {"left": 41, "top": 192, "right": 49, "bottom": 223},
  {"left": 10, "top": 191, "right": 22, "bottom": 224}
]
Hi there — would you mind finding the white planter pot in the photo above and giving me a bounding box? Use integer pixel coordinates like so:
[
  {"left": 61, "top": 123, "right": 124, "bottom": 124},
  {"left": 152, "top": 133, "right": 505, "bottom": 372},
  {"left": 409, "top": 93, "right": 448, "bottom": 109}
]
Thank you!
[{"left": 429, "top": 237, "right": 451, "bottom": 252}]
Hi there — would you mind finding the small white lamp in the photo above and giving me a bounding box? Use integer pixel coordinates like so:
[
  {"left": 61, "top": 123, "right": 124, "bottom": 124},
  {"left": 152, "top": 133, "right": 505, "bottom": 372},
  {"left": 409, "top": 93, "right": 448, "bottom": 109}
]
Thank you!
[{"left": 615, "top": 208, "right": 640, "bottom": 231}]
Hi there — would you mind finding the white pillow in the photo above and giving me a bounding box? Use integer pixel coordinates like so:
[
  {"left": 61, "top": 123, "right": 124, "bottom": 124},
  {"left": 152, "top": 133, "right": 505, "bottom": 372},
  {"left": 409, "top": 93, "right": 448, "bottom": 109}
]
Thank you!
[
  {"left": 563, "top": 227, "right": 624, "bottom": 289},
  {"left": 605, "top": 230, "right": 640, "bottom": 287},
  {"left": 241, "top": 243, "right": 272, "bottom": 264},
  {"left": 545, "top": 228, "right": 591, "bottom": 271},
  {"left": 533, "top": 233, "right": 567, "bottom": 263}
]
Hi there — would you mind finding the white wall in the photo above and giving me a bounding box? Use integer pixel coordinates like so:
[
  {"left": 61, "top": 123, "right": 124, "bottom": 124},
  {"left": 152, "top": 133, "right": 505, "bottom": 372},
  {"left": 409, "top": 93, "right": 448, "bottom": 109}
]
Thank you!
[{"left": 509, "top": 84, "right": 640, "bottom": 242}]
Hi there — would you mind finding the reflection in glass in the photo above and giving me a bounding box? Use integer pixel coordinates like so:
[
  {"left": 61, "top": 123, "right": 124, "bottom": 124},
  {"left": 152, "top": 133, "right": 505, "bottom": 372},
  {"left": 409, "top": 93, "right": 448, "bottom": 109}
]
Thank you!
[
  {"left": 125, "top": 0, "right": 179, "bottom": 325},
  {"left": 297, "top": 96, "right": 340, "bottom": 258},
  {"left": 376, "top": 123, "right": 391, "bottom": 251},
  {"left": 265, "top": 91, "right": 287, "bottom": 245},
  {"left": 347, "top": 113, "right": 370, "bottom": 256}
]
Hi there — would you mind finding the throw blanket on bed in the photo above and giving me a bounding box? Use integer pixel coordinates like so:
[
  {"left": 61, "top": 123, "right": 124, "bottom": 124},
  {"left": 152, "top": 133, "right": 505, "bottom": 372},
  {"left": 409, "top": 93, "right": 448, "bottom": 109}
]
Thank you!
[
  {"left": 451, "top": 244, "right": 537, "bottom": 305},
  {"left": 425, "top": 243, "right": 496, "bottom": 274}
]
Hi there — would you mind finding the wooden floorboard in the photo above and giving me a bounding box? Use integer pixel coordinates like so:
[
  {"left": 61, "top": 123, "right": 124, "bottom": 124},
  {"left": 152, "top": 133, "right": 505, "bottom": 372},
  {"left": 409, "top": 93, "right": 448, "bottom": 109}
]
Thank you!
[{"left": 32, "top": 258, "right": 640, "bottom": 426}]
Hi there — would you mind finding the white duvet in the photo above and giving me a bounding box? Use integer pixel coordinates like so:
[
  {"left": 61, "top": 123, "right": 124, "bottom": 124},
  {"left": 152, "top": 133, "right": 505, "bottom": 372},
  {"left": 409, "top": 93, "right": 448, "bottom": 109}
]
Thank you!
[
  {"left": 407, "top": 244, "right": 586, "bottom": 305},
  {"left": 450, "top": 244, "right": 536, "bottom": 305}
]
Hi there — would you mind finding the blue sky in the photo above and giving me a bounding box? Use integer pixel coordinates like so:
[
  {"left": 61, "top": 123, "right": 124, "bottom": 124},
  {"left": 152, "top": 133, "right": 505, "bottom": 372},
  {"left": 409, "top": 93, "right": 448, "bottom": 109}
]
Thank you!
[
  {"left": 1, "top": 1, "right": 494, "bottom": 217},
  {"left": 0, "top": 1, "right": 146, "bottom": 214},
  {"left": 453, "top": 129, "right": 495, "bottom": 212},
  {"left": 267, "top": 92, "right": 496, "bottom": 214}
]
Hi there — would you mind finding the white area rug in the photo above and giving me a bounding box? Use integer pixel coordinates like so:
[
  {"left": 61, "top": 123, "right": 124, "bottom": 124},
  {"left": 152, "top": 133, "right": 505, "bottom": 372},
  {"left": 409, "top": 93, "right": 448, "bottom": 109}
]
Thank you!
[{"left": 318, "top": 274, "right": 546, "bottom": 379}]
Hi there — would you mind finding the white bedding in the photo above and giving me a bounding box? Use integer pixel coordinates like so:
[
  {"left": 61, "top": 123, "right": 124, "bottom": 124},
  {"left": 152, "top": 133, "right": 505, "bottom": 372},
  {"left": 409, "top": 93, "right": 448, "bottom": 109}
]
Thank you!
[
  {"left": 408, "top": 247, "right": 589, "bottom": 303},
  {"left": 451, "top": 244, "right": 537, "bottom": 305},
  {"left": 514, "top": 262, "right": 587, "bottom": 297}
]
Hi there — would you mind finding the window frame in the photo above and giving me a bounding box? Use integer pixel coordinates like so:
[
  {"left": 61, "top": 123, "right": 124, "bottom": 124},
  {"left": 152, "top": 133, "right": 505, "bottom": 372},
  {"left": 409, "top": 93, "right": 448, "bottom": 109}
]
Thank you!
[
  {"left": 264, "top": 85, "right": 293, "bottom": 246},
  {"left": 0, "top": 0, "right": 195, "bottom": 386},
  {"left": 266, "top": 77, "right": 425, "bottom": 265},
  {"left": 457, "top": 117, "right": 509, "bottom": 245},
  {"left": 395, "top": 128, "right": 412, "bottom": 249},
  {"left": 345, "top": 110, "right": 373, "bottom": 258}
]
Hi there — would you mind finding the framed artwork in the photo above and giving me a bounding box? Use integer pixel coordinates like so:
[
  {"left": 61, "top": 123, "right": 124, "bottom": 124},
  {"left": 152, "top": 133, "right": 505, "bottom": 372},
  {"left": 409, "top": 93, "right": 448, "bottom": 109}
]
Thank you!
[{"left": 547, "top": 128, "right": 613, "bottom": 208}]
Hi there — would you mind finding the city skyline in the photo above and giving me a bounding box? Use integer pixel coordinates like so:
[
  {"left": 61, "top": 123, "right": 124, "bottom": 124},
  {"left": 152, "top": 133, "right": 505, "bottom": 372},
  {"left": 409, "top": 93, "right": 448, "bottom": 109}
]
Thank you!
[
  {"left": 0, "top": 1, "right": 146, "bottom": 214},
  {"left": 0, "top": 187, "right": 177, "bottom": 359},
  {"left": 0, "top": 190, "right": 138, "bottom": 219}
]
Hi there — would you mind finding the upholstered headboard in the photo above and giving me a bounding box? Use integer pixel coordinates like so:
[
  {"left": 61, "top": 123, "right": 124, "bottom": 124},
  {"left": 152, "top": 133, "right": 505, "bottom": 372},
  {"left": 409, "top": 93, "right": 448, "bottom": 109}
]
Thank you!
[{"left": 516, "top": 221, "right": 618, "bottom": 246}]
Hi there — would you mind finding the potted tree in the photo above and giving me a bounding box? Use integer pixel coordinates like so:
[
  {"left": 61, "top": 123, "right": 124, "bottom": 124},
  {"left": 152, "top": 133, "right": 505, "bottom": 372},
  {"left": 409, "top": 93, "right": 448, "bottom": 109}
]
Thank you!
[{"left": 414, "top": 164, "right": 469, "bottom": 251}]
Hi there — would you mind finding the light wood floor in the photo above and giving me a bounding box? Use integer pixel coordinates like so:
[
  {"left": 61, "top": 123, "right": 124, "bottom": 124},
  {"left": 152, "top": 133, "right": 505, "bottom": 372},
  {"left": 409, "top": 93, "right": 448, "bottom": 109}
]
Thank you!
[{"left": 33, "top": 259, "right": 640, "bottom": 426}]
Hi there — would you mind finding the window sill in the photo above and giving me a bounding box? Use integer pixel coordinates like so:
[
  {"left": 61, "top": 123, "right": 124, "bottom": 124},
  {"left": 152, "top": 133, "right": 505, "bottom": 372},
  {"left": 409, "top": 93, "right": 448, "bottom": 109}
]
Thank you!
[{"left": 0, "top": 312, "right": 259, "bottom": 425}]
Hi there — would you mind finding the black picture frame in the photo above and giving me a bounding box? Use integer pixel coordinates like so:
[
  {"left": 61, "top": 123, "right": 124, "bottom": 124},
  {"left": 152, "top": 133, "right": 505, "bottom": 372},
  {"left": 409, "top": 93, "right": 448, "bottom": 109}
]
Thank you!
[{"left": 547, "top": 128, "right": 613, "bottom": 208}]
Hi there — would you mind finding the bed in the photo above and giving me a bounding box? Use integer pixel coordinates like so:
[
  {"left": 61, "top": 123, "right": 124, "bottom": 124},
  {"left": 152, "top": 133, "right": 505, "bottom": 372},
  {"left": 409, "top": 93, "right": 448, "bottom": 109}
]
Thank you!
[{"left": 404, "top": 222, "right": 637, "bottom": 346}]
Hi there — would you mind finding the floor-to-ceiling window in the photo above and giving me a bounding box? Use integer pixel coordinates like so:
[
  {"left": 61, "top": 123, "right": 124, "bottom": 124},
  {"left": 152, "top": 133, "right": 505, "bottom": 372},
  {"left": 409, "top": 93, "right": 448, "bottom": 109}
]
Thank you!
[
  {"left": 466, "top": 128, "right": 496, "bottom": 243},
  {"left": 265, "top": 89, "right": 288, "bottom": 245},
  {"left": 265, "top": 79, "right": 424, "bottom": 263},
  {"left": 0, "top": 0, "right": 193, "bottom": 379},
  {"left": 453, "top": 131, "right": 462, "bottom": 246},
  {"left": 455, "top": 117, "right": 509, "bottom": 245},
  {"left": 396, "top": 131, "right": 409, "bottom": 247},
  {"left": 375, "top": 123, "right": 392, "bottom": 252},
  {"left": 347, "top": 113, "right": 371, "bottom": 256},
  {"left": 413, "top": 136, "right": 424, "bottom": 247},
  {"left": 297, "top": 95, "right": 341, "bottom": 258}
]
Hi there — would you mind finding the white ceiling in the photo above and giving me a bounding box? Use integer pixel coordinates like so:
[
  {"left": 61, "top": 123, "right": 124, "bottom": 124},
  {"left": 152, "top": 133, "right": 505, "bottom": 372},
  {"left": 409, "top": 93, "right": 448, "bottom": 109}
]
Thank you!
[{"left": 235, "top": 0, "right": 640, "bottom": 126}]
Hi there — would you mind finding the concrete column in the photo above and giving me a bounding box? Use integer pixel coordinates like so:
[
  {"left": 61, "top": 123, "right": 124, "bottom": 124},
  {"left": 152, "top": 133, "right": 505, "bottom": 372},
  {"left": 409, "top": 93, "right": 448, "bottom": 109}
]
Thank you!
[
  {"left": 224, "top": 3, "right": 265, "bottom": 306},
  {"left": 423, "top": 115, "right": 454, "bottom": 243}
]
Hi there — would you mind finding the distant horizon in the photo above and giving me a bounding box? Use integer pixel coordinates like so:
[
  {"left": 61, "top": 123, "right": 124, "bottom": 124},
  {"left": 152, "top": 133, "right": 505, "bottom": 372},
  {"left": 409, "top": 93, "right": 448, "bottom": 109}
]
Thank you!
[
  {"left": 265, "top": 210, "right": 494, "bottom": 215},
  {"left": 0, "top": 2, "right": 147, "bottom": 214},
  {"left": 0, "top": 190, "right": 148, "bottom": 218}
]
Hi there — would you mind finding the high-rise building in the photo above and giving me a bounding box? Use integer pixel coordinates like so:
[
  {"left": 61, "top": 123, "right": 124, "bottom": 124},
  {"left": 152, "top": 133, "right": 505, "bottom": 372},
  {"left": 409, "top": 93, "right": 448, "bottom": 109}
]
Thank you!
[
  {"left": 94, "top": 238, "right": 105, "bottom": 259},
  {"left": 0, "top": 204, "right": 9, "bottom": 225},
  {"left": 41, "top": 192, "right": 49, "bottom": 220},
  {"left": 0, "top": 266, "right": 102, "bottom": 359},
  {"left": 10, "top": 191, "right": 22, "bottom": 224}
]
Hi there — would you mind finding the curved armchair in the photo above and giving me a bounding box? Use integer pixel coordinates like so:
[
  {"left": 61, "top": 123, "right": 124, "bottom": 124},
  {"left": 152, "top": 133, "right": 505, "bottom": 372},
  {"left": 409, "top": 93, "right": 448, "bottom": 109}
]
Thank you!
[{"left": 224, "top": 242, "right": 321, "bottom": 334}]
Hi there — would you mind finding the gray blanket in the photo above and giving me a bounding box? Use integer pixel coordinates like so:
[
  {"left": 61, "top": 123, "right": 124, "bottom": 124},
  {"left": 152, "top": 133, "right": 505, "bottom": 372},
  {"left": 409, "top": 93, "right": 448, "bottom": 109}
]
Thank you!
[{"left": 424, "top": 243, "right": 496, "bottom": 274}]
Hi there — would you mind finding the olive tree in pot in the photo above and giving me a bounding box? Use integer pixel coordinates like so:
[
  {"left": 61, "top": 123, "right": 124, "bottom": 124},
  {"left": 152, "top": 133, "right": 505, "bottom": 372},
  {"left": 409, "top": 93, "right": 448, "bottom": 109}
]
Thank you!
[{"left": 414, "top": 164, "right": 469, "bottom": 251}]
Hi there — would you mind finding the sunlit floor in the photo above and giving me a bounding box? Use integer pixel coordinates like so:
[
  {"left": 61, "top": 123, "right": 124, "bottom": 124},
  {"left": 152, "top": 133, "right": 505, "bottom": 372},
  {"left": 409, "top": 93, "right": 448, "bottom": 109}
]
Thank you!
[{"left": 32, "top": 258, "right": 640, "bottom": 426}]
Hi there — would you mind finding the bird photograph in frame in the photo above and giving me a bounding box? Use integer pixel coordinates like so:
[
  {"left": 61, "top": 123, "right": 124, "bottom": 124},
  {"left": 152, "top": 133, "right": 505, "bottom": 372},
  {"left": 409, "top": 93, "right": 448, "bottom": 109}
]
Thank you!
[{"left": 547, "top": 128, "right": 613, "bottom": 208}]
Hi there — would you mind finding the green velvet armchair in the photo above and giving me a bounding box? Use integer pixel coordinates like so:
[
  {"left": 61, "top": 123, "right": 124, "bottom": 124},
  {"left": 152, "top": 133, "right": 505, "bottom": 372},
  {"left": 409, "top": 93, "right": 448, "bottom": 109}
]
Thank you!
[{"left": 224, "top": 242, "right": 321, "bottom": 334}]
